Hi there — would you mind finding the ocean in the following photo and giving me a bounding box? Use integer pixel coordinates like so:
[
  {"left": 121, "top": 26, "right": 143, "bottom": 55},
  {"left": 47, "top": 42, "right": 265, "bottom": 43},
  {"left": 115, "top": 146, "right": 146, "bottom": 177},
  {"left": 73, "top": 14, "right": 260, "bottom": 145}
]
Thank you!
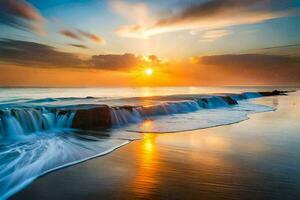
[{"left": 0, "top": 86, "right": 297, "bottom": 200}]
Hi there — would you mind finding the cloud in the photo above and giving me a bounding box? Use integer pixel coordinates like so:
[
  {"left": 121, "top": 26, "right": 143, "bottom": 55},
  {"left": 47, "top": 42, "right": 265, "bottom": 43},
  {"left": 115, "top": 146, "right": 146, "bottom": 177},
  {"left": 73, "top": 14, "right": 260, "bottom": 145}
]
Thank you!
[
  {"left": 187, "top": 53, "right": 300, "bottom": 84},
  {"left": 197, "top": 54, "right": 300, "bottom": 67},
  {"left": 148, "top": 55, "right": 160, "bottom": 63},
  {"left": 0, "top": 0, "right": 46, "bottom": 34},
  {"left": 59, "top": 28, "right": 105, "bottom": 44},
  {"left": 60, "top": 29, "right": 82, "bottom": 41},
  {"left": 115, "top": 0, "right": 295, "bottom": 38},
  {"left": 68, "top": 44, "right": 88, "bottom": 49},
  {"left": 90, "top": 53, "right": 167, "bottom": 71},
  {"left": 258, "top": 44, "right": 300, "bottom": 50},
  {"left": 78, "top": 30, "right": 105, "bottom": 44},
  {"left": 155, "top": 0, "right": 265, "bottom": 26},
  {"left": 116, "top": 24, "right": 148, "bottom": 39},
  {"left": 200, "top": 29, "right": 232, "bottom": 42},
  {"left": 142, "top": 54, "right": 168, "bottom": 64},
  {"left": 0, "top": 39, "right": 83, "bottom": 67},
  {"left": 111, "top": 0, "right": 155, "bottom": 39},
  {"left": 110, "top": 0, "right": 152, "bottom": 24},
  {"left": 1, "top": 39, "right": 300, "bottom": 85},
  {"left": 90, "top": 53, "right": 140, "bottom": 70},
  {"left": 0, "top": 39, "right": 157, "bottom": 71}
]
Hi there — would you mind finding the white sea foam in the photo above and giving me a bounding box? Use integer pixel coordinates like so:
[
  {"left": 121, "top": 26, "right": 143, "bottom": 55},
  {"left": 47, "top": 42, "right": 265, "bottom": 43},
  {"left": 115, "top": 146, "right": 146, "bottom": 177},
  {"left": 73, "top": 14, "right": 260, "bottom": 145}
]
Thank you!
[
  {"left": 0, "top": 132, "right": 130, "bottom": 200},
  {"left": 125, "top": 102, "right": 274, "bottom": 133}
]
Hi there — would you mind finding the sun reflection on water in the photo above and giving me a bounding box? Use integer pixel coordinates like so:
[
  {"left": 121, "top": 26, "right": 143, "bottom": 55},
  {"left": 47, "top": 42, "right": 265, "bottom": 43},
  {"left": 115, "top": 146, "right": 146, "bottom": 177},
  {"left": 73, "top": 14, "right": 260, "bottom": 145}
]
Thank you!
[
  {"left": 144, "top": 138, "right": 153, "bottom": 152},
  {"left": 131, "top": 133, "right": 161, "bottom": 198},
  {"left": 140, "top": 120, "right": 155, "bottom": 133}
]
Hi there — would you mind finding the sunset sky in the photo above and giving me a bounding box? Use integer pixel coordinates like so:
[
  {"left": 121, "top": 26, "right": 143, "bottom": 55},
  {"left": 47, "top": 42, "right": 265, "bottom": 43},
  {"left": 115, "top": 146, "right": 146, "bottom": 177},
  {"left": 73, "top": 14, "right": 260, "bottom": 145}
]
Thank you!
[{"left": 0, "top": 0, "right": 300, "bottom": 87}]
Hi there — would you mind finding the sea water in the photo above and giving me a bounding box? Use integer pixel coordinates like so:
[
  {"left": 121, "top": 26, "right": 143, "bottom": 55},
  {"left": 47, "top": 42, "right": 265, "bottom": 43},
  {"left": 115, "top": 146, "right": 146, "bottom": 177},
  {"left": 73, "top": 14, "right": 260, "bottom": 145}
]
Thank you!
[{"left": 0, "top": 86, "right": 295, "bottom": 200}]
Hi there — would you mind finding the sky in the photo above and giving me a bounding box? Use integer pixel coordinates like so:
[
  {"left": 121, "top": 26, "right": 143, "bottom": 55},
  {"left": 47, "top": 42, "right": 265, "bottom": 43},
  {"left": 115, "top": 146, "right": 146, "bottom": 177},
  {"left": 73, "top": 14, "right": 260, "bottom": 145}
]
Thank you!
[{"left": 0, "top": 0, "right": 300, "bottom": 87}]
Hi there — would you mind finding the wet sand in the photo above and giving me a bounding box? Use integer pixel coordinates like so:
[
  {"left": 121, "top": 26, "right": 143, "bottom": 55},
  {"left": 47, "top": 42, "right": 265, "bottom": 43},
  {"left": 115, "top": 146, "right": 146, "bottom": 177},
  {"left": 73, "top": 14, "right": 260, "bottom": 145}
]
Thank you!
[{"left": 11, "top": 92, "right": 300, "bottom": 200}]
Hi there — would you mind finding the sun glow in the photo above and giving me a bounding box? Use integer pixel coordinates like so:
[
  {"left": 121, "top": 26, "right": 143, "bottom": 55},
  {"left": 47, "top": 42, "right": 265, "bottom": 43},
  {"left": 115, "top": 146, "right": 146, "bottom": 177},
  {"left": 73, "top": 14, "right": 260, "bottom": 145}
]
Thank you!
[{"left": 145, "top": 68, "right": 153, "bottom": 76}]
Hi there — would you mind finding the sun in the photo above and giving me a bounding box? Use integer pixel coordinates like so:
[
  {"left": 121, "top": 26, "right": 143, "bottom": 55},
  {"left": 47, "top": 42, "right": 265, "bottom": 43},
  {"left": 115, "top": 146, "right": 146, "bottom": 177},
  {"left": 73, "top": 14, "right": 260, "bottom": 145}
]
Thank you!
[{"left": 144, "top": 68, "right": 153, "bottom": 76}]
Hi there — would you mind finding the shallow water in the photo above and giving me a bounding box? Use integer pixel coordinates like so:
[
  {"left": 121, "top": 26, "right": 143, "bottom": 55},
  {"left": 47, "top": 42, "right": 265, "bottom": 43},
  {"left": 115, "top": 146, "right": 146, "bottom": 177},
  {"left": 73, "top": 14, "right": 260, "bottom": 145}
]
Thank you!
[{"left": 0, "top": 87, "right": 297, "bottom": 200}]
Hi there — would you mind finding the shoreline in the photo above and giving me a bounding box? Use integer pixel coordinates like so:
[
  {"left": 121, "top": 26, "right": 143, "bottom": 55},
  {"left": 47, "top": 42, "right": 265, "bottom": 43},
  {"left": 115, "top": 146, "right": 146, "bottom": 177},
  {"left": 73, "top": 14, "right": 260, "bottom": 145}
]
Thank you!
[{"left": 1, "top": 140, "right": 130, "bottom": 200}]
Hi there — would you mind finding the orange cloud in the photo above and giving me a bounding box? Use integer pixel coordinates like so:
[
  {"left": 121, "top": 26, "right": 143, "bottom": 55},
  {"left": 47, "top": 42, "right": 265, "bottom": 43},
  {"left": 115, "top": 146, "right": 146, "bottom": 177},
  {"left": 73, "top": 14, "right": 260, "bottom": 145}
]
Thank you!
[
  {"left": 90, "top": 53, "right": 140, "bottom": 70},
  {"left": 0, "top": 39, "right": 164, "bottom": 71},
  {"left": 181, "top": 54, "right": 300, "bottom": 85}
]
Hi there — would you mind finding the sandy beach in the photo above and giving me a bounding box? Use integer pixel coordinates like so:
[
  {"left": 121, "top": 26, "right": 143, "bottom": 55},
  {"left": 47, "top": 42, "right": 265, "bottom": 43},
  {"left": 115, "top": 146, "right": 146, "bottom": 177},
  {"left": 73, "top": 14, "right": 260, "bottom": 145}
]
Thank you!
[{"left": 9, "top": 92, "right": 300, "bottom": 200}]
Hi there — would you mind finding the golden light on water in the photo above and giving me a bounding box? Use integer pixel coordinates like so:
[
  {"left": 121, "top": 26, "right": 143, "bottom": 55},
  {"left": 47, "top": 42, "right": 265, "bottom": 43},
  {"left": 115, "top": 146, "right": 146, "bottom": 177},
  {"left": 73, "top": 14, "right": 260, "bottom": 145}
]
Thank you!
[
  {"left": 130, "top": 133, "right": 160, "bottom": 198},
  {"left": 140, "top": 120, "right": 154, "bottom": 132},
  {"left": 143, "top": 134, "right": 154, "bottom": 152}
]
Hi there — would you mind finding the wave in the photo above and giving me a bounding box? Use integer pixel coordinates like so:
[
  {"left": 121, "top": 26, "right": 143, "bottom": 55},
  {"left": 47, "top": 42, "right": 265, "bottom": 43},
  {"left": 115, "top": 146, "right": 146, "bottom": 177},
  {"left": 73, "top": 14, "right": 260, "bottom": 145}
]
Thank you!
[
  {"left": 24, "top": 97, "right": 97, "bottom": 103},
  {"left": 0, "top": 133, "right": 129, "bottom": 200},
  {"left": 0, "top": 92, "right": 256, "bottom": 138},
  {"left": 0, "top": 108, "right": 75, "bottom": 140},
  {"left": 0, "top": 97, "right": 98, "bottom": 108},
  {"left": 125, "top": 102, "right": 274, "bottom": 133},
  {"left": 109, "top": 92, "right": 258, "bottom": 128}
]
